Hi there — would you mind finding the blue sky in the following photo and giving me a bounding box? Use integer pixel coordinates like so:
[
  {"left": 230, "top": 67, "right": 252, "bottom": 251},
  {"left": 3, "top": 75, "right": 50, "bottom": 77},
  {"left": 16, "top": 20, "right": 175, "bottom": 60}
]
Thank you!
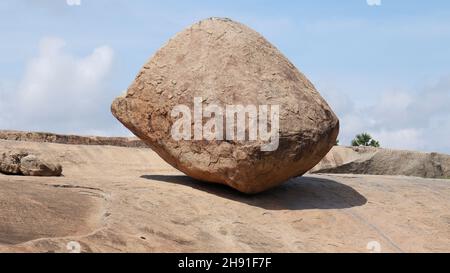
[{"left": 1, "top": 0, "right": 450, "bottom": 153}]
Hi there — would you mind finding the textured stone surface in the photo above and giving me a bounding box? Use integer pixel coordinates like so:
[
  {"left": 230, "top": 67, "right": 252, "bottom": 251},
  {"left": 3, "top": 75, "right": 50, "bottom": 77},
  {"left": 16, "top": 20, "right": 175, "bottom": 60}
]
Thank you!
[
  {"left": 0, "top": 130, "right": 147, "bottom": 148},
  {"left": 111, "top": 17, "right": 339, "bottom": 193},
  {"left": 20, "top": 155, "right": 62, "bottom": 177},
  {"left": 1, "top": 139, "right": 450, "bottom": 253},
  {"left": 312, "top": 146, "right": 450, "bottom": 179},
  {"left": 0, "top": 151, "right": 62, "bottom": 177},
  {"left": 0, "top": 151, "right": 28, "bottom": 175}
]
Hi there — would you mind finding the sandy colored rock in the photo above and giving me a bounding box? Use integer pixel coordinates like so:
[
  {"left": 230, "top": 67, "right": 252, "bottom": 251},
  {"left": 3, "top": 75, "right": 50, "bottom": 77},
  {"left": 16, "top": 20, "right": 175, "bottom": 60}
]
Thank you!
[
  {"left": 111, "top": 17, "right": 339, "bottom": 193},
  {"left": 19, "top": 155, "right": 62, "bottom": 177},
  {"left": 0, "top": 150, "right": 62, "bottom": 177},
  {"left": 312, "top": 146, "right": 450, "bottom": 179},
  {"left": 0, "top": 176, "right": 105, "bottom": 245},
  {"left": 0, "top": 130, "right": 146, "bottom": 148},
  {"left": 1, "top": 139, "right": 449, "bottom": 253},
  {"left": 0, "top": 151, "right": 28, "bottom": 175}
]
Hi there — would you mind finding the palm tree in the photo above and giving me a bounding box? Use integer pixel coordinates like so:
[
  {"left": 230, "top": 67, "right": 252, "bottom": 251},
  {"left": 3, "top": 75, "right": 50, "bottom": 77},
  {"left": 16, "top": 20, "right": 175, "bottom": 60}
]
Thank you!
[{"left": 351, "top": 133, "right": 380, "bottom": 147}]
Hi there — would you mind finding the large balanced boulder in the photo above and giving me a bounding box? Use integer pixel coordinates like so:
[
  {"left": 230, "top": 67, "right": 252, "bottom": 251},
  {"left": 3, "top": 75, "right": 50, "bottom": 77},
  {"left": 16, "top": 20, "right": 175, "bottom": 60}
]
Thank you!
[{"left": 111, "top": 17, "right": 339, "bottom": 193}]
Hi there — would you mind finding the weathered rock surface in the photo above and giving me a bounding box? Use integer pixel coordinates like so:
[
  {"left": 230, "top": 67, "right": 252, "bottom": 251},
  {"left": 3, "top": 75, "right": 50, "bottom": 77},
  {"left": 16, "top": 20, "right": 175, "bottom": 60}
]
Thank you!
[
  {"left": 0, "top": 130, "right": 147, "bottom": 148},
  {"left": 111, "top": 17, "right": 339, "bottom": 193},
  {"left": 0, "top": 151, "right": 62, "bottom": 177},
  {"left": 1, "top": 139, "right": 449, "bottom": 253},
  {"left": 19, "top": 155, "right": 62, "bottom": 177},
  {"left": 312, "top": 146, "right": 450, "bottom": 179},
  {"left": 0, "top": 151, "right": 28, "bottom": 175}
]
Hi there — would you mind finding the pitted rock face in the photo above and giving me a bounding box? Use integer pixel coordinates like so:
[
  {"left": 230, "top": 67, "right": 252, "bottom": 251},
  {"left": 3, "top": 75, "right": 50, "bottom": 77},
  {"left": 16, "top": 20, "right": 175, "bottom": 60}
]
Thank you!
[
  {"left": 20, "top": 155, "right": 63, "bottom": 177},
  {"left": 111, "top": 17, "right": 339, "bottom": 193},
  {"left": 0, "top": 151, "right": 62, "bottom": 177}
]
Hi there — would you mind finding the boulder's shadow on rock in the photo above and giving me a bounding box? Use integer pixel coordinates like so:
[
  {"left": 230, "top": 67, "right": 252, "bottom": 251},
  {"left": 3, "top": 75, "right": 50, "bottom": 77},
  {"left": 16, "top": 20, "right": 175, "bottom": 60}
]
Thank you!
[{"left": 140, "top": 175, "right": 367, "bottom": 210}]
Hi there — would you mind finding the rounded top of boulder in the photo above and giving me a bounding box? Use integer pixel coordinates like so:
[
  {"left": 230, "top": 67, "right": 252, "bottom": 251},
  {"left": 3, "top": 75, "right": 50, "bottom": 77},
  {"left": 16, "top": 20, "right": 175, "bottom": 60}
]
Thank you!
[{"left": 118, "top": 17, "right": 336, "bottom": 134}]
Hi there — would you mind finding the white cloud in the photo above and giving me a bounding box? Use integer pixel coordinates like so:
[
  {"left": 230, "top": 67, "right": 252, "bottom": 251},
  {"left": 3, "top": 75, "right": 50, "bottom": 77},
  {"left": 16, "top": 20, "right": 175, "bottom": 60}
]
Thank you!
[
  {"left": 323, "top": 76, "right": 450, "bottom": 153},
  {"left": 1, "top": 37, "right": 127, "bottom": 136},
  {"left": 373, "top": 129, "right": 424, "bottom": 151},
  {"left": 0, "top": 80, "right": 14, "bottom": 129},
  {"left": 367, "top": 0, "right": 382, "bottom": 6},
  {"left": 18, "top": 37, "right": 113, "bottom": 112},
  {"left": 66, "top": 0, "right": 81, "bottom": 6}
]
